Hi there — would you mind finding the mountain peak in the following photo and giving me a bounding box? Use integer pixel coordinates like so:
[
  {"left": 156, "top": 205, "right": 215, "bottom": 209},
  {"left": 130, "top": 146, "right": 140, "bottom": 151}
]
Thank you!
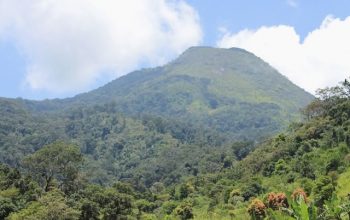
[
  {"left": 180, "top": 46, "right": 251, "bottom": 55},
  {"left": 171, "top": 46, "right": 268, "bottom": 72},
  {"left": 178, "top": 46, "right": 254, "bottom": 58}
]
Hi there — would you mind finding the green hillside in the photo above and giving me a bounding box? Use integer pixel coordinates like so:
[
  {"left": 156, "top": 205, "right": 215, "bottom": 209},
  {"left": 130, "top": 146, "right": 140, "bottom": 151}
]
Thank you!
[
  {"left": 1, "top": 78, "right": 350, "bottom": 220},
  {"left": 179, "top": 79, "right": 350, "bottom": 220},
  {"left": 0, "top": 98, "right": 232, "bottom": 187}
]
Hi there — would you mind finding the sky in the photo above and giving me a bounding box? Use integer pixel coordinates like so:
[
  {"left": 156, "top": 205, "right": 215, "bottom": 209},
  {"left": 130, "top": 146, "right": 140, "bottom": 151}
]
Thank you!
[{"left": 0, "top": 0, "right": 349, "bottom": 100}]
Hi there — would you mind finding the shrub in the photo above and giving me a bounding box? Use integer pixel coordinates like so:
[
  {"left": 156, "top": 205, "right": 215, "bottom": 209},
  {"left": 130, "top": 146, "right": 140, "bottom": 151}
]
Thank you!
[
  {"left": 247, "top": 198, "right": 266, "bottom": 220},
  {"left": 266, "top": 192, "right": 289, "bottom": 210},
  {"left": 175, "top": 203, "right": 193, "bottom": 220},
  {"left": 291, "top": 188, "right": 308, "bottom": 203}
]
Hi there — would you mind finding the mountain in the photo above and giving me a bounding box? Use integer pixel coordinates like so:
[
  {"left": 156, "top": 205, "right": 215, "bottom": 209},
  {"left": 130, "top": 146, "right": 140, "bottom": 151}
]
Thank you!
[
  {"left": 0, "top": 46, "right": 313, "bottom": 186},
  {"left": 23, "top": 47, "right": 314, "bottom": 140}
]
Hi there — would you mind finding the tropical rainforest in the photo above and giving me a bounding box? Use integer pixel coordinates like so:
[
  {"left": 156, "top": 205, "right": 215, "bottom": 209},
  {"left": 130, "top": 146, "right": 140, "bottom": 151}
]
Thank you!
[{"left": 0, "top": 47, "right": 349, "bottom": 219}]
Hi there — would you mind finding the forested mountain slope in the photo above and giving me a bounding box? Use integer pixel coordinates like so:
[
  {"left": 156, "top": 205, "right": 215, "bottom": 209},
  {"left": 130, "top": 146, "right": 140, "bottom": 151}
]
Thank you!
[
  {"left": 168, "top": 79, "right": 350, "bottom": 219},
  {"left": 0, "top": 98, "right": 231, "bottom": 186},
  {"left": 1, "top": 80, "right": 350, "bottom": 220}
]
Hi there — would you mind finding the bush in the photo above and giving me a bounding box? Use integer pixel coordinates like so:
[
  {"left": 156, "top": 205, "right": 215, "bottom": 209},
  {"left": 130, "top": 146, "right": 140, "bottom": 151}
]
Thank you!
[
  {"left": 80, "top": 200, "right": 99, "bottom": 220},
  {"left": 247, "top": 199, "right": 266, "bottom": 220},
  {"left": 241, "top": 181, "right": 264, "bottom": 201},
  {"left": 135, "top": 199, "right": 157, "bottom": 213},
  {"left": 313, "top": 176, "right": 335, "bottom": 207},
  {"left": 266, "top": 192, "right": 289, "bottom": 210},
  {"left": 175, "top": 203, "right": 194, "bottom": 220},
  {"left": 0, "top": 197, "right": 16, "bottom": 219},
  {"left": 161, "top": 200, "right": 178, "bottom": 215}
]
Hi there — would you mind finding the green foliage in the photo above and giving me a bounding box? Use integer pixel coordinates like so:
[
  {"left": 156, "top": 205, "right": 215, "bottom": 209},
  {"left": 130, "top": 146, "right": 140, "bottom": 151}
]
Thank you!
[
  {"left": 161, "top": 200, "right": 178, "bottom": 215},
  {"left": 178, "top": 183, "right": 195, "bottom": 200},
  {"left": 0, "top": 197, "right": 16, "bottom": 219},
  {"left": 241, "top": 180, "right": 264, "bottom": 201},
  {"left": 79, "top": 185, "right": 134, "bottom": 220},
  {"left": 23, "top": 141, "right": 83, "bottom": 193},
  {"left": 8, "top": 190, "right": 80, "bottom": 220},
  {"left": 135, "top": 199, "right": 157, "bottom": 213},
  {"left": 79, "top": 200, "right": 99, "bottom": 220},
  {"left": 289, "top": 193, "right": 316, "bottom": 220},
  {"left": 313, "top": 176, "right": 336, "bottom": 208},
  {"left": 0, "top": 99, "right": 236, "bottom": 187},
  {"left": 100, "top": 191, "right": 132, "bottom": 220},
  {"left": 319, "top": 194, "right": 350, "bottom": 219},
  {"left": 274, "top": 159, "right": 290, "bottom": 175},
  {"left": 175, "top": 202, "right": 194, "bottom": 220}
]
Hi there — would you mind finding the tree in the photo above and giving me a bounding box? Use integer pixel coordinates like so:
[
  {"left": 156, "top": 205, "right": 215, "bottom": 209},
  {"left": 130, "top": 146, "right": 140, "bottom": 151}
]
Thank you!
[
  {"left": 23, "top": 141, "right": 83, "bottom": 193},
  {"left": 79, "top": 200, "right": 99, "bottom": 220},
  {"left": 100, "top": 190, "right": 133, "bottom": 220},
  {"left": 161, "top": 200, "right": 178, "bottom": 215},
  {"left": 80, "top": 185, "right": 133, "bottom": 220},
  {"left": 8, "top": 190, "right": 80, "bottom": 220},
  {"left": 175, "top": 203, "right": 194, "bottom": 220},
  {"left": 0, "top": 197, "right": 16, "bottom": 219},
  {"left": 178, "top": 183, "right": 194, "bottom": 200},
  {"left": 313, "top": 176, "right": 336, "bottom": 208},
  {"left": 232, "top": 141, "right": 254, "bottom": 160},
  {"left": 302, "top": 99, "right": 325, "bottom": 120},
  {"left": 241, "top": 180, "right": 264, "bottom": 201}
]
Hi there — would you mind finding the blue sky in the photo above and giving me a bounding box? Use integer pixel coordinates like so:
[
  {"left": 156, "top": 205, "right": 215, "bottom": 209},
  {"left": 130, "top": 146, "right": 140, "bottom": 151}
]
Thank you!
[
  {"left": 189, "top": 0, "right": 350, "bottom": 42},
  {"left": 0, "top": 0, "right": 349, "bottom": 100}
]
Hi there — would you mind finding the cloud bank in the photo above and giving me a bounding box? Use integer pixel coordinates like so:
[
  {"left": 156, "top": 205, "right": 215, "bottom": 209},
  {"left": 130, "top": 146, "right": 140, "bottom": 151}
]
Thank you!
[
  {"left": 217, "top": 16, "right": 350, "bottom": 94},
  {"left": 0, "top": 0, "right": 202, "bottom": 93}
]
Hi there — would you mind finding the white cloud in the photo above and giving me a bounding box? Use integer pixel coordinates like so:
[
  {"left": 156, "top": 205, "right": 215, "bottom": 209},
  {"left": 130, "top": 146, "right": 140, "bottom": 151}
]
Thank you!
[
  {"left": 0, "top": 0, "right": 202, "bottom": 93},
  {"left": 217, "top": 15, "right": 350, "bottom": 94}
]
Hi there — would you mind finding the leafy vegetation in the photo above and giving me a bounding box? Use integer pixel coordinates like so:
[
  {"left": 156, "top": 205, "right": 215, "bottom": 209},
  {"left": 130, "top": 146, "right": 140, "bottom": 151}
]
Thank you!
[{"left": 0, "top": 98, "right": 236, "bottom": 186}]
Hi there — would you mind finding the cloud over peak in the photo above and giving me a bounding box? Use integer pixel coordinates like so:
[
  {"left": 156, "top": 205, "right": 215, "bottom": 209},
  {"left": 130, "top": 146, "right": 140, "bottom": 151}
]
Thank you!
[
  {"left": 0, "top": 0, "right": 202, "bottom": 93},
  {"left": 217, "top": 15, "right": 350, "bottom": 94}
]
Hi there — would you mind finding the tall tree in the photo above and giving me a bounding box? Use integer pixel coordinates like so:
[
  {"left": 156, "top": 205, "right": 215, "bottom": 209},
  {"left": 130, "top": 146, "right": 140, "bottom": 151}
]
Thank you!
[{"left": 23, "top": 141, "right": 83, "bottom": 193}]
